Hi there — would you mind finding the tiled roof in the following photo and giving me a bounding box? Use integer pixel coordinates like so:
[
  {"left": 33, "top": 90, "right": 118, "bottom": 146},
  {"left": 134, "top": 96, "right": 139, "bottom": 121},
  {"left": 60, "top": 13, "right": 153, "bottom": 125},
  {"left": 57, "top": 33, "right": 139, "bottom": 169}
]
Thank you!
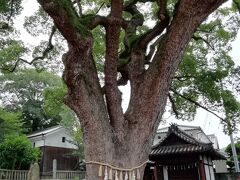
[
  {"left": 27, "top": 125, "right": 63, "bottom": 138},
  {"left": 151, "top": 144, "right": 210, "bottom": 156},
  {"left": 150, "top": 124, "right": 226, "bottom": 160}
]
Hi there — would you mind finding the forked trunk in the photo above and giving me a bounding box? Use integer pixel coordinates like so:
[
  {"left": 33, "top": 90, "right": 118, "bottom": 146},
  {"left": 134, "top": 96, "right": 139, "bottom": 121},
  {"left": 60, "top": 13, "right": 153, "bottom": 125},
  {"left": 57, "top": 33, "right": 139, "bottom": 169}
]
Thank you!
[{"left": 63, "top": 48, "right": 168, "bottom": 179}]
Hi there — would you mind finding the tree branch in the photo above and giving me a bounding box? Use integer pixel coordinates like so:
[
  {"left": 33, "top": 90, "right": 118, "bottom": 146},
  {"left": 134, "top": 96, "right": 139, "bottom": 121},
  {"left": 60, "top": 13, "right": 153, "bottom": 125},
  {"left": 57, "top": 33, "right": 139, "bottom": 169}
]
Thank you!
[
  {"left": 173, "top": 75, "right": 197, "bottom": 82},
  {"left": 196, "top": 24, "right": 218, "bottom": 34},
  {"left": 101, "top": 72, "right": 129, "bottom": 95},
  {"left": 1, "top": 26, "right": 56, "bottom": 72},
  {"left": 158, "top": 0, "right": 168, "bottom": 20},
  {"left": 138, "top": 20, "right": 169, "bottom": 49},
  {"left": 119, "top": 3, "right": 144, "bottom": 64},
  {"left": 138, "top": 0, "right": 169, "bottom": 49},
  {"left": 88, "top": 15, "right": 108, "bottom": 30},
  {"left": 145, "top": 0, "right": 227, "bottom": 84},
  {"left": 145, "top": 34, "right": 165, "bottom": 63},
  {"left": 125, "top": 1, "right": 227, "bottom": 137},
  {"left": 124, "top": 4, "right": 144, "bottom": 26},
  {"left": 192, "top": 35, "right": 215, "bottom": 50},
  {"left": 168, "top": 93, "right": 179, "bottom": 118},
  {"left": 96, "top": 3, "right": 105, "bottom": 14},
  {"left": 104, "top": 0, "right": 125, "bottom": 141},
  {"left": 170, "top": 87, "right": 225, "bottom": 122},
  {"left": 122, "top": 4, "right": 144, "bottom": 51},
  {"left": 37, "top": 0, "right": 89, "bottom": 47},
  {"left": 110, "top": 0, "right": 124, "bottom": 17}
]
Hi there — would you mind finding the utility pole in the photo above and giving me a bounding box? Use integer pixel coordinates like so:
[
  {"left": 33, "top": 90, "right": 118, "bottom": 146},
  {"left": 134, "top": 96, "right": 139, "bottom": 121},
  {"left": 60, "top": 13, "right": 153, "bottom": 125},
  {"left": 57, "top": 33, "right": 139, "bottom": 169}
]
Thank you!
[{"left": 230, "top": 133, "right": 240, "bottom": 173}]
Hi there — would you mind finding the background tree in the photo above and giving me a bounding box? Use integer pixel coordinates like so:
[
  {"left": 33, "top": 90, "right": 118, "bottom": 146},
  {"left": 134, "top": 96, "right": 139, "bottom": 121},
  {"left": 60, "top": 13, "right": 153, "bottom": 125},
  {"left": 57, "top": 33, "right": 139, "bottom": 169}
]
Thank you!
[
  {"left": 44, "top": 83, "right": 84, "bottom": 162},
  {"left": 0, "top": 69, "right": 69, "bottom": 133},
  {"left": 0, "top": 135, "right": 41, "bottom": 170},
  {"left": 1, "top": 0, "right": 240, "bottom": 179},
  {"left": 225, "top": 140, "right": 240, "bottom": 170},
  {"left": 0, "top": 108, "right": 23, "bottom": 141}
]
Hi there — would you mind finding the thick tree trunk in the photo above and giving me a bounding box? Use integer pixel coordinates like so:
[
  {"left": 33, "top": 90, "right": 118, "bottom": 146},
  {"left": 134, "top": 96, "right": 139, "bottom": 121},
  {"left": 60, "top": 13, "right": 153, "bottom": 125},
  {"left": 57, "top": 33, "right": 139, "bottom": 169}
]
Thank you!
[
  {"left": 60, "top": 47, "right": 173, "bottom": 180},
  {"left": 60, "top": 46, "right": 160, "bottom": 179},
  {"left": 62, "top": 49, "right": 155, "bottom": 180},
  {"left": 37, "top": 0, "right": 227, "bottom": 179}
]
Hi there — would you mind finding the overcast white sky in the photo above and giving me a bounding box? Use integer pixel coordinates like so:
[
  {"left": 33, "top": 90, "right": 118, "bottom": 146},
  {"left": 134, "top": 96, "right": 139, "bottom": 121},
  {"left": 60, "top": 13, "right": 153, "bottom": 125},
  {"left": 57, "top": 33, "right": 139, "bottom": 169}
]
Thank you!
[{"left": 20, "top": 0, "right": 240, "bottom": 148}]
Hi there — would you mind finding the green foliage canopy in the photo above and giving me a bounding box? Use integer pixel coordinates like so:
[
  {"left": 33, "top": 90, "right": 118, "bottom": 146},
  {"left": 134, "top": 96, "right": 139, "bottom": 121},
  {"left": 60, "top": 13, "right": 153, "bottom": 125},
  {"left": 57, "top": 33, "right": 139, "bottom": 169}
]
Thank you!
[
  {"left": 0, "top": 0, "right": 240, "bottom": 135},
  {"left": 169, "top": 5, "right": 240, "bottom": 133}
]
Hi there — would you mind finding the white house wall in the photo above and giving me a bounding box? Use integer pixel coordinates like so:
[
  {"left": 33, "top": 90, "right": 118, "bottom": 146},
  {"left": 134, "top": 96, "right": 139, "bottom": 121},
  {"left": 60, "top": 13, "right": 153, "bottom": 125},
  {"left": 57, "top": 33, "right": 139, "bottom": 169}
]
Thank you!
[
  {"left": 44, "top": 129, "right": 77, "bottom": 149},
  {"left": 35, "top": 139, "right": 45, "bottom": 147},
  {"left": 203, "top": 155, "right": 215, "bottom": 180},
  {"left": 28, "top": 128, "right": 77, "bottom": 149},
  {"left": 29, "top": 136, "right": 45, "bottom": 147}
]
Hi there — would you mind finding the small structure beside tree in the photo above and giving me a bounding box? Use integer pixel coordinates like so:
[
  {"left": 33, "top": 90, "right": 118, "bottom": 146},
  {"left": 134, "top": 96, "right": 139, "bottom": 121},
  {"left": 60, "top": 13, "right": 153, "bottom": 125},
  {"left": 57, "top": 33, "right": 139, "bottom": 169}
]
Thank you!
[{"left": 144, "top": 124, "right": 226, "bottom": 180}]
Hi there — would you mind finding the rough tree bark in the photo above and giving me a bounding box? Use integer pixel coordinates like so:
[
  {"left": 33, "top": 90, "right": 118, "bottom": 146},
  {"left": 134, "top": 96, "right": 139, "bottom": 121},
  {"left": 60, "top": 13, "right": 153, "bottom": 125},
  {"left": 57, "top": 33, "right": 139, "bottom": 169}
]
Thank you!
[{"left": 37, "top": 0, "right": 227, "bottom": 179}]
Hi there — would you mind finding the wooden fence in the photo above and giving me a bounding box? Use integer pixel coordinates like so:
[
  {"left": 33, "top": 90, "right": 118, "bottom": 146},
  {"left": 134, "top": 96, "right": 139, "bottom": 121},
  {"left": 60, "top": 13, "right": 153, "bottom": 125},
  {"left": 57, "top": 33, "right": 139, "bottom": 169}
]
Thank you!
[
  {"left": 56, "top": 170, "right": 85, "bottom": 179},
  {"left": 0, "top": 169, "right": 28, "bottom": 180},
  {"left": 40, "top": 171, "right": 53, "bottom": 179},
  {"left": 41, "top": 170, "right": 85, "bottom": 179},
  {"left": 0, "top": 169, "right": 85, "bottom": 180}
]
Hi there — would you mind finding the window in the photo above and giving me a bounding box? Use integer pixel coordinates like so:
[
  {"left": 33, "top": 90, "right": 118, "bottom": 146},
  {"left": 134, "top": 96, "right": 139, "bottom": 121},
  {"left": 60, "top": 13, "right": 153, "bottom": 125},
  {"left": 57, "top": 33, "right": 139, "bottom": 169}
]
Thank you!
[{"left": 62, "top": 137, "right": 66, "bottom": 143}]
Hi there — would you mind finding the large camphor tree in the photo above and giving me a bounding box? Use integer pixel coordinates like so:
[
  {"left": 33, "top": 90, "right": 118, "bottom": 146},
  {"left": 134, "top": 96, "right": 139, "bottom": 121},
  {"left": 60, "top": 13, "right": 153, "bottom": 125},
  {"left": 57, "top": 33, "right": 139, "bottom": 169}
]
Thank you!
[{"left": 1, "top": 0, "right": 240, "bottom": 179}]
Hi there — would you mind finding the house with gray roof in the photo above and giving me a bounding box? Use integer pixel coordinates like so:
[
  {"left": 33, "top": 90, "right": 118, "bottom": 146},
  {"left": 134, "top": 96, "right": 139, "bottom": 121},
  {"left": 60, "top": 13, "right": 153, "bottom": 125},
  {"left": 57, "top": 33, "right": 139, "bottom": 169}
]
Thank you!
[{"left": 27, "top": 125, "right": 79, "bottom": 177}]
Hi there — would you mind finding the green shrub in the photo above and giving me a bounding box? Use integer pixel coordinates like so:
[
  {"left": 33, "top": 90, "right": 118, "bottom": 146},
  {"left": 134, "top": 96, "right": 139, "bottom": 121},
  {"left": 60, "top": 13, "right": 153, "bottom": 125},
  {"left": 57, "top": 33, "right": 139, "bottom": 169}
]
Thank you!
[{"left": 0, "top": 135, "right": 41, "bottom": 170}]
